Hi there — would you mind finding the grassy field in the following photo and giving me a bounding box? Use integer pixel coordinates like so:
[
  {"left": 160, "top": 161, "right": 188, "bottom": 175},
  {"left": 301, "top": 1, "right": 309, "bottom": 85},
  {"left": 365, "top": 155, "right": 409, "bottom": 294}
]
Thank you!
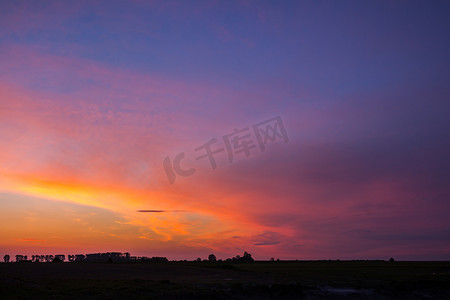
[{"left": 1, "top": 260, "right": 449, "bottom": 299}]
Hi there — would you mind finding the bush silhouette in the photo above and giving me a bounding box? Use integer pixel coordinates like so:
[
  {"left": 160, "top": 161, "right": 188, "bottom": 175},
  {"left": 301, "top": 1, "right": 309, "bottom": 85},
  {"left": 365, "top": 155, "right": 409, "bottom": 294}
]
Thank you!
[
  {"left": 52, "top": 257, "right": 63, "bottom": 263},
  {"left": 208, "top": 254, "right": 217, "bottom": 262}
]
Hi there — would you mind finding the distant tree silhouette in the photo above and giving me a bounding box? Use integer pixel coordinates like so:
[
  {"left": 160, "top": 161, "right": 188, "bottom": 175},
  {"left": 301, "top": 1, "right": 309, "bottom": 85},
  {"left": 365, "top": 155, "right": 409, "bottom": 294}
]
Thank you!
[
  {"left": 52, "top": 256, "right": 63, "bottom": 263},
  {"left": 149, "top": 257, "right": 168, "bottom": 262},
  {"left": 242, "top": 251, "right": 254, "bottom": 262},
  {"left": 74, "top": 254, "right": 86, "bottom": 262},
  {"left": 230, "top": 252, "right": 254, "bottom": 263},
  {"left": 208, "top": 254, "right": 217, "bottom": 262},
  {"left": 3, "top": 255, "right": 10, "bottom": 263},
  {"left": 389, "top": 257, "right": 395, "bottom": 262},
  {"left": 195, "top": 257, "right": 201, "bottom": 262},
  {"left": 55, "top": 255, "right": 65, "bottom": 262},
  {"left": 15, "top": 255, "right": 28, "bottom": 262}
]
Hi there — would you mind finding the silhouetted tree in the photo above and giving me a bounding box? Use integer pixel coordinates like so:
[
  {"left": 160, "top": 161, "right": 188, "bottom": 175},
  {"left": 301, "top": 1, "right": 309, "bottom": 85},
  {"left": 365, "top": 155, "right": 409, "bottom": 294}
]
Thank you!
[
  {"left": 15, "top": 255, "right": 27, "bottom": 262},
  {"left": 389, "top": 257, "right": 395, "bottom": 262},
  {"left": 230, "top": 252, "right": 254, "bottom": 263},
  {"left": 55, "top": 255, "right": 65, "bottom": 262},
  {"left": 52, "top": 256, "right": 62, "bottom": 263},
  {"left": 75, "top": 254, "right": 85, "bottom": 262},
  {"left": 208, "top": 254, "right": 217, "bottom": 262},
  {"left": 149, "top": 257, "right": 168, "bottom": 262},
  {"left": 242, "top": 251, "right": 254, "bottom": 262},
  {"left": 3, "top": 255, "right": 10, "bottom": 263}
]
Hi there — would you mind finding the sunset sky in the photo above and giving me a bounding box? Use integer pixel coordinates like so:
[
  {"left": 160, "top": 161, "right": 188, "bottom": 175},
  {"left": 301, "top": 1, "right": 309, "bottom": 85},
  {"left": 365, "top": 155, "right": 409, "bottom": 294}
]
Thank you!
[{"left": 1, "top": 1, "right": 449, "bottom": 261}]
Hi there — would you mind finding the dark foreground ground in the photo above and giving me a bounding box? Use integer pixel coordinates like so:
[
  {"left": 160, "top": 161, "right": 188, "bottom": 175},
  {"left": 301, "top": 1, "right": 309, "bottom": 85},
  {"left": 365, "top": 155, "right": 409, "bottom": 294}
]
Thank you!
[{"left": 1, "top": 261, "right": 450, "bottom": 299}]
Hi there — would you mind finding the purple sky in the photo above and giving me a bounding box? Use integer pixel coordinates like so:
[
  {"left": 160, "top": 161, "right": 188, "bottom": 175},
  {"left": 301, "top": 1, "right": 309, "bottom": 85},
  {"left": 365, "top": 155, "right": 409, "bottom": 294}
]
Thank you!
[{"left": 0, "top": 0, "right": 449, "bottom": 260}]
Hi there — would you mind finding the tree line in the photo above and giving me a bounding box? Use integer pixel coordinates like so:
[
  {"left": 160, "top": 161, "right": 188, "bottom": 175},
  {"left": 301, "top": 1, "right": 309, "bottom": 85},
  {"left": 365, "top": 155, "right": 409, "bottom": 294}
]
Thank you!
[{"left": 3, "top": 251, "right": 255, "bottom": 263}]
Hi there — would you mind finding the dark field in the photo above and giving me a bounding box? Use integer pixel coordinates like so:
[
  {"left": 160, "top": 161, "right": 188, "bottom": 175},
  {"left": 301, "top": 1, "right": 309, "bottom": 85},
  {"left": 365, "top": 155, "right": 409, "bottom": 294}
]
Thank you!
[{"left": 1, "top": 261, "right": 450, "bottom": 299}]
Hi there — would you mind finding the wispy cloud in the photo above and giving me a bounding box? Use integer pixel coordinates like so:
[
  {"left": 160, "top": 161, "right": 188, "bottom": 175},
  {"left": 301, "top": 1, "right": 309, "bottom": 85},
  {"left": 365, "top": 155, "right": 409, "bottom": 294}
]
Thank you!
[{"left": 137, "top": 210, "right": 190, "bottom": 213}]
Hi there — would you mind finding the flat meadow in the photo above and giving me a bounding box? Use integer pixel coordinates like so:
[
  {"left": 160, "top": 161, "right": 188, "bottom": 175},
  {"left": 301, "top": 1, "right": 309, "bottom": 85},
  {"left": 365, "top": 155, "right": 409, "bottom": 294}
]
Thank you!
[{"left": 1, "top": 260, "right": 449, "bottom": 299}]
